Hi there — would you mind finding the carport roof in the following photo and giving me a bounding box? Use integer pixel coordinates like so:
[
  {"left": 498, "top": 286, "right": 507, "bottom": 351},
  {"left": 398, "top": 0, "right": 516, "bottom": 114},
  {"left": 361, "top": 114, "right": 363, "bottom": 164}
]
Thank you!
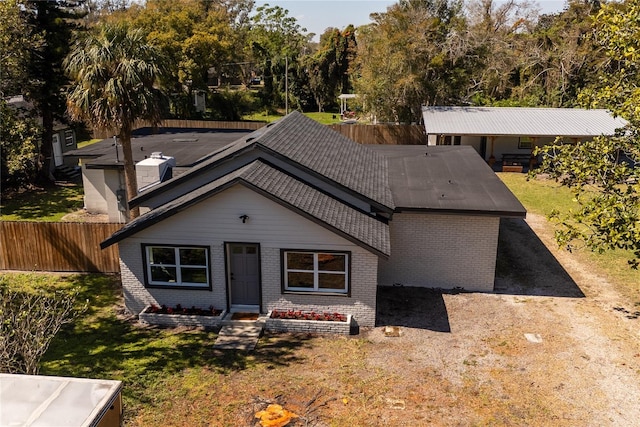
[{"left": 422, "top": 106, "right": 627, "bottom": 138}]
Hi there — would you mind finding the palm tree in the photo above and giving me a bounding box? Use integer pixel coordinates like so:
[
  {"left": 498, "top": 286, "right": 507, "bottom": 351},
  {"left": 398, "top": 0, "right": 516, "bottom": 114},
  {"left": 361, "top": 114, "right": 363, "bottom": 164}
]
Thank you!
[{"left": 65, "top": 23, "right": 167, "bottom": 219}]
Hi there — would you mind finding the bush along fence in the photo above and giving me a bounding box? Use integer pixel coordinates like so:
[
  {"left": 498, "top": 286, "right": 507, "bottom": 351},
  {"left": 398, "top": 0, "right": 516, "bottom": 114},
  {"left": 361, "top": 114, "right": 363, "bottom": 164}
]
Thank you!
[{"left": 0, "top": 222, "right": 121, "bottom": 273}]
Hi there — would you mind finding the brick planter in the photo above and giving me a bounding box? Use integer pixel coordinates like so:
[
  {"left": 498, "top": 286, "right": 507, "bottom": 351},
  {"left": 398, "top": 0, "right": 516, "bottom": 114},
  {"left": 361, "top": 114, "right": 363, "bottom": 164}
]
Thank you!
[
  {"left": 265, "top": 311, "right": 354, "bottom": 335},
  {"left": 139, "top": 307, "right": 226, "bottom": 329}
]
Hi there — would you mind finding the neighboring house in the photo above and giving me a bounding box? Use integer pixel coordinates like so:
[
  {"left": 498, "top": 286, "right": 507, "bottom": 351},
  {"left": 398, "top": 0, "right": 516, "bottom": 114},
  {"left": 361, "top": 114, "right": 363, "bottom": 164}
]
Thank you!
[
  {"left": 422, "top": 106, "right": 627, "bottom": 169},
  {"left": 101, "top": 112, "right": 525, "bottom": 328},
  {"left": 6, "top": 95, "right": 78, "bottom": 173},
  {"left": 64, "top": 128, "right": 253, "bottom": 222}
]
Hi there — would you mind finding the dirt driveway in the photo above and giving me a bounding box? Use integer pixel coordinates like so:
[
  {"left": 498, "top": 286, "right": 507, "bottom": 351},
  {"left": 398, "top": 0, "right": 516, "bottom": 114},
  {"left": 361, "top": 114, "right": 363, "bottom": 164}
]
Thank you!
[{"left": 365, "top": 215, "right": 640, "bottom": 426}]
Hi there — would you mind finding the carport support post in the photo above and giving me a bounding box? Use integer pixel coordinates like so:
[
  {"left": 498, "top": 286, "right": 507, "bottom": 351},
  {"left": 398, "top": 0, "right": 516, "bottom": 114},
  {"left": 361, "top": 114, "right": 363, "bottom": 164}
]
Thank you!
[
  {"left": 530, "top": 137, "right": 539, "bottom": 169},
  {"left": 488, "top": 136, "right": 496, "bottom": 166}
]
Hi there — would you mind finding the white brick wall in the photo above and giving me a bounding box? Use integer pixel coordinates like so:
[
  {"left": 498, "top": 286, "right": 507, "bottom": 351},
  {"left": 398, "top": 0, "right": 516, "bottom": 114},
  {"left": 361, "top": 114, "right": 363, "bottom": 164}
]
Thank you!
[
  {"left": 261, "top": 247, "right": 378, "bottom": 328},
  {"left": 378, "top": 213, "right": 500, "bottom": 292},
  {"left": 118, "top": 240, "right": 228, "bottom": 316}
]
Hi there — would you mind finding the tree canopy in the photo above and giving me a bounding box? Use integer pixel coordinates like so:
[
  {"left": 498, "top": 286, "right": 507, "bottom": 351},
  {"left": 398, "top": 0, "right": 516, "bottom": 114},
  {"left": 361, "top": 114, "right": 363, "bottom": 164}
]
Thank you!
[
  {"left": 533, "top": 0, "right": 640, "bottom": 268},
  {"left": 65, "top": 23, "right": 168, "bottom": 219}
]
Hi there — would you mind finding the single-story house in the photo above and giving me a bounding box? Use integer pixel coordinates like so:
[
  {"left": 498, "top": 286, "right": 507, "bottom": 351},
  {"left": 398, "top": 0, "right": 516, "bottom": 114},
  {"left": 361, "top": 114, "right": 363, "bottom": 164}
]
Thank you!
[
  {"left": 64, "top": 128, "right": 253, "bottom": 222},
  {"left": 101, "top": 111, "right": 526, "bottom": 328},
  {"left": 422, "top": 106, "right": 628, "bottom": 169},
  {"left": 6, "top": 95, "right": 78, "bottom": 173}
]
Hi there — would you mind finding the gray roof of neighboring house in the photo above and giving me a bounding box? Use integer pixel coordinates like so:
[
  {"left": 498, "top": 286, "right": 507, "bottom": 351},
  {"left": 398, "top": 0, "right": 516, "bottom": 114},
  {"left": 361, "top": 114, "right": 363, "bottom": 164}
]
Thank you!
[
  {"left": 369, "top": 145, "right": 526, "bottom": 217},
  {"left": 131, "top": 111, "right": 395, "bottom": 211},
  {"left": 64, "top": 127, "right": 253, "bottom": 168},
  {"left": 101, "top": 160, "right": 390, "bottom": 257},
  {"left": 422, "top": 106, "right": 628, "bottom": 138}
]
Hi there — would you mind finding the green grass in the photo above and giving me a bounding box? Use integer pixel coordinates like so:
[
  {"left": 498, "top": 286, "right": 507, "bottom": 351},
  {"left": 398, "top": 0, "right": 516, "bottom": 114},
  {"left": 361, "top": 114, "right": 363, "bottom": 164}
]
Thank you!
[
  {"left": 241, "top": 111, "right": 283, "bottom": 122},
  {"left": 303, "top": 111, "right": 344, "bottom": 124},
  {"left": 0, "top": 184, "right": 84, "bottom": 221},
  {"left": 496, "top": 173, "right": 576, "bottom": 217},
  {"left": 1, "top": 273, "right": 238, "bottom": 421},
  {"left": 498, "top": 173, "right": 640, "bottom": 302},
  {"left": 0, "top": 272, "right": 313, "bottom": 425},
  {"left": 242, "top": 111, "right": 343, "bottom": 124}
]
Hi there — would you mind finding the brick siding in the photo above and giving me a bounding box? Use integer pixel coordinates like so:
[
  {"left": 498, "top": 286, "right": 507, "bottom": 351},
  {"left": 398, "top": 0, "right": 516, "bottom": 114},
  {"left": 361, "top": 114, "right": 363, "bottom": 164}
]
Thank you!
[{"left": 378, "top": 213, "right": 500, "bottom": 292}]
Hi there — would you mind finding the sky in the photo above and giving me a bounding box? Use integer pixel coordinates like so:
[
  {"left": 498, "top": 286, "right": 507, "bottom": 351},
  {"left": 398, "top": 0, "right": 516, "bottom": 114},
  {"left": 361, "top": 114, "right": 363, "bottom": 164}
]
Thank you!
[{"left": 255, "top": 1, "right": 568, "bottom": 41}]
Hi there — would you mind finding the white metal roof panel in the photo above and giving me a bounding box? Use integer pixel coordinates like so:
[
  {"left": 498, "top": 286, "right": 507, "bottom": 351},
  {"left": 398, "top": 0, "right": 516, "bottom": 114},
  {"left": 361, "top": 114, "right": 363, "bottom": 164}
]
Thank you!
[
  {"left": 0, "top": 374, "right": 122, "bottom": 427},
  {"left": 422, "top": 106, "right": 627, "bottom": 137}
]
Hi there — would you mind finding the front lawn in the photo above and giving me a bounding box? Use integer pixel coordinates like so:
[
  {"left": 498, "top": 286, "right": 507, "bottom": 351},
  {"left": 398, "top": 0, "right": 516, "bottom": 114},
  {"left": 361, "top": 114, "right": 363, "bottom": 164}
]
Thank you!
[
  {"left": 3, "top": 272, "right": 367, "bottom": 425},
  {"left": 0, "top": 184, "right": 84, "bottom": 221}
]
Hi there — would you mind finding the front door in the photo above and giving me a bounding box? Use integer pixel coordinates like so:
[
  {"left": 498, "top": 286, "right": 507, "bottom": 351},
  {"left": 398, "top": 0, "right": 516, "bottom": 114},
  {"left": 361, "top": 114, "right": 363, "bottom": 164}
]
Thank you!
[{"left": 227, "top": 243, "right": 260, "bottom": 308}]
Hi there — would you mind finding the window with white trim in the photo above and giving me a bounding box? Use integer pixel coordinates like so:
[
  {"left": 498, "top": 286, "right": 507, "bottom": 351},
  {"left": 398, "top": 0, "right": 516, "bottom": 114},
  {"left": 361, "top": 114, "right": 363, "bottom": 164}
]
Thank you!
[
  {"left": 283, "top": 251, "right": 349, "bottom": 294},
  {"left": 144, "top": 245, "right": 210, "bottom": 289}
]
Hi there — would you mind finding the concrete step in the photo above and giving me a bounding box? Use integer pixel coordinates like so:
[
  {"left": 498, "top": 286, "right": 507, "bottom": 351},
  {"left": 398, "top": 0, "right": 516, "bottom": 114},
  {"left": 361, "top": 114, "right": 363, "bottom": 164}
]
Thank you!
[
  {"left": 213, "top": 323, "right": 263, "bottom": 351},
  {"left": 218, "top": 324, "right": 263, "bottom": 337},
  {"left": 213, "top": 335, "right": 259, "bottom": 351}
]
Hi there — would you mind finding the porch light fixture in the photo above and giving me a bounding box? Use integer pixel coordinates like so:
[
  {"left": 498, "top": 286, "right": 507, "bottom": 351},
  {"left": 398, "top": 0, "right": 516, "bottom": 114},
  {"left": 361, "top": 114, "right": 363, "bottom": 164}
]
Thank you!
[{"left": 239, "top": 214, "right": 249, "bottom": 223}]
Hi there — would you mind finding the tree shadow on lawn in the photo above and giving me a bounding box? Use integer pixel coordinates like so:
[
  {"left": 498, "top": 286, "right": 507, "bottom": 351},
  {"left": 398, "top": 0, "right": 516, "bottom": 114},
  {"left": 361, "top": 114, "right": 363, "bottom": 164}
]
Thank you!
[
  {"left": 495, "top": 218, "right": 585, "bottom": 298},
  {"left": 41, "top": 274, "right": 314, "bottom": 410},
  {"left": 42, "top": 316, "right": 314, "bottom": 409}
]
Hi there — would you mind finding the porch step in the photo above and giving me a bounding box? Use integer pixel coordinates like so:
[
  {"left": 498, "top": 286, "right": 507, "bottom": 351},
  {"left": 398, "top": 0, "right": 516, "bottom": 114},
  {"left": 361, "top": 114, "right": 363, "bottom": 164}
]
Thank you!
[{"left": 213, "top": 324, "right": 263, "bottom": 351}]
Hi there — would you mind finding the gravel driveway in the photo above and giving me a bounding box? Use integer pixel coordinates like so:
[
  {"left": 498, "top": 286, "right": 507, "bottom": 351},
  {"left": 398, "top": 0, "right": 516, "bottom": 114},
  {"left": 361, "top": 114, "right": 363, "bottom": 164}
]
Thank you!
[{"left": 367, "top": 215, "right": 640, "bottom": 426}]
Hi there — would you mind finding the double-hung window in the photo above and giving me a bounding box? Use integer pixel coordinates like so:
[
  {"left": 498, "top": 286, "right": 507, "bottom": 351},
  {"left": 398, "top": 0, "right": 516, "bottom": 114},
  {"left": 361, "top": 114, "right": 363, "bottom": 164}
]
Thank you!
[
  {"left": 283, "top": 251, "right": 349, "bottom": 294},
  {"left": 144, "top": 245, "right": 210, "bottom": 289}
]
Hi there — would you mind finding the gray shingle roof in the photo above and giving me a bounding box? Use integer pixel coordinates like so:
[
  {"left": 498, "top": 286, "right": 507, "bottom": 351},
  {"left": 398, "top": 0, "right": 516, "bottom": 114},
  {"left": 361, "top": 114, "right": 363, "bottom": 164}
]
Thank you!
[
  {"left": 369, "top": 145, "right": 526, "bottom": 217},
  {"left": 131, "top": 111, "right": 394, "bottom": 211},
  {"left": 422, "top": 106, "right": 627, "bottom": 138},
  {"left": 102, "top": 160, "right": 390, "bottom": 257}
]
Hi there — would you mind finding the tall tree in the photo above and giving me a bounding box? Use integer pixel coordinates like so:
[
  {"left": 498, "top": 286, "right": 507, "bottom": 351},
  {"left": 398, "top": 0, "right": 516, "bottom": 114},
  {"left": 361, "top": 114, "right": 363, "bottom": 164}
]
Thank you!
[
  {"left": 0, "top": 100, "right": 41, "bottom": 190},
  {"left": 23, "top": 0, "right": 85, "bottom": 182},
  {"left": 512, "top": 0, "right": 602, "bottom": 107},
  {"left": 249, "top": 4, "right": 308, "bottom": 109},
  {"left": 108, "top": 0, "right": 237, "bottom": 117},
  {"left": 306, "top": 26, "right": 357, "bottom": 112},
  {"left": 65, "top": 23, "right": 168, "bottom": 219},
  {"left": 0, "top": 0, "right": 41, "bottom": 97},
  {"left": 533, "top": 0, "right": 640, "bottom": 268},
  {"left": 464, "top": 0, "right": 537, "bottom": 104},
  {"left": 353, "top": 0, "right": 471, "bottom": 123}
]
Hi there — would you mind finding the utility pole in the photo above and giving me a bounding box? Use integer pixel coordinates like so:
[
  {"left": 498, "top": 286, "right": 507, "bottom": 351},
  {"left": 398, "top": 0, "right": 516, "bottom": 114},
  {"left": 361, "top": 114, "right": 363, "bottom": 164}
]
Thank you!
[{"left": 285, "top": 56, "right": 289, "bottom": 115}]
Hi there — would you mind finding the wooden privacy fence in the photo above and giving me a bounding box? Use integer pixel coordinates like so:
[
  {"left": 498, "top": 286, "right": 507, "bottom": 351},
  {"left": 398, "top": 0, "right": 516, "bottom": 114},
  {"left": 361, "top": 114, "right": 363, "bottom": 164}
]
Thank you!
[
  {"left": 91, "top": 119, "right": 266, "bottom": 139},
  {"left": 92, "top": 119, "right": 425, "bottom": 145},
  {"left": 329, "top": 124, "right": 426, "bottom": 145},
  {"left": 0, "top": 222, "right": 121, "bottom": 273}
]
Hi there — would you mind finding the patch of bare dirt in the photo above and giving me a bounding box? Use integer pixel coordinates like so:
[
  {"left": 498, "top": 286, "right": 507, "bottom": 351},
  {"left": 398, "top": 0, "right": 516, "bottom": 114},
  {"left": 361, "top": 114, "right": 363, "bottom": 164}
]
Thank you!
[
  {"left": 131, "top": 214, "right": 640, "bottom": 426},
  {"left": 365, "top": 215, "right": 640, "bottom": 426},
  {"left": 60, "top": 209, "right": 109, "bottom": 222}
]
